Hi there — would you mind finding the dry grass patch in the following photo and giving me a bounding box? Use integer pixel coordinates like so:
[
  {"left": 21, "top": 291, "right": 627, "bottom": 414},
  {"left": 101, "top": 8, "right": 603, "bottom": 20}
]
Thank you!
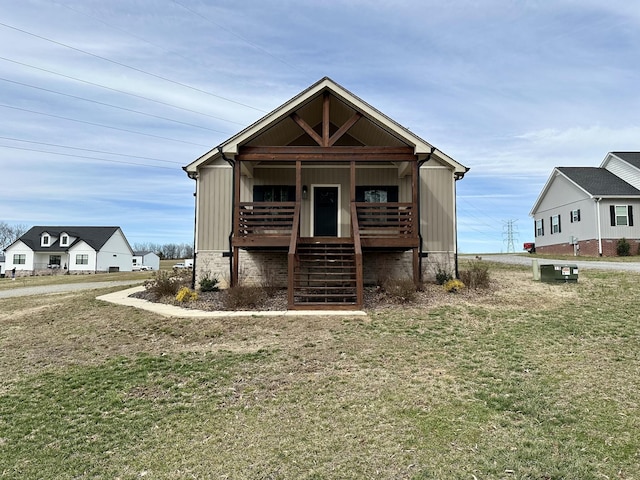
[{"left": 1, "top": 264, "right": 639, "bottom": 478}]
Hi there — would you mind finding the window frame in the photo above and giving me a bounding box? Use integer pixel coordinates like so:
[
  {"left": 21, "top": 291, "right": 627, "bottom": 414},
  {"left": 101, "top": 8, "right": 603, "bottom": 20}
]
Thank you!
[
  {"left": 535, "top": 219, "right": 544, "bottom": 237},
  {"left": 76, "top": 254, "right": 89, "bottom": 265},
  {"left": 615, "top": 205, "right": 629, "bottom": 226},
  {"left": 60, "top": 234, "right": 69, "bottom": 246},
  {"left": 551, "top": 214, "right": 561, "bottom": 234},
  {"left": 13, "top": 254, "right": 26, "bottom": 264},
  {"left": 571, "top": 209, "right": 580, "bottom": 222}
]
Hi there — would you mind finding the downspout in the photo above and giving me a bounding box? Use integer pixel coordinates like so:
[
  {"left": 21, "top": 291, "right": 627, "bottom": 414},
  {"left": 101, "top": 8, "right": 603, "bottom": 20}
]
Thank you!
[
  {"left": 218, "top": 146, "right": 236, "bottom": 282},
  {"left": 190, "top": 173, "right": 198, "bottom": 289},
  {"left": 416, "top": 147, "right": 435, "bottom": 280},
  {"left": 595, "top": 197, "right": 603, "bottom": 256},
  {"left": 453, "top": 168, "right": 470, "bottom": 279}
]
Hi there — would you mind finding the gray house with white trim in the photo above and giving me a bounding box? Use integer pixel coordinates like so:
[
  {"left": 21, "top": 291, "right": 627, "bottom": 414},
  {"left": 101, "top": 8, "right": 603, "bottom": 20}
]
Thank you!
[{"left": 530, "top": 152, "right": 640, "bottom": 256}]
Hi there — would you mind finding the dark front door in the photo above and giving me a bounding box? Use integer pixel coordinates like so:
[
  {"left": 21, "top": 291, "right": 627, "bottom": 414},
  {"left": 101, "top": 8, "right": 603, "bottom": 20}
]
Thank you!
[{"left": 313, "top": 186, "right": 338, "bottom": 236}]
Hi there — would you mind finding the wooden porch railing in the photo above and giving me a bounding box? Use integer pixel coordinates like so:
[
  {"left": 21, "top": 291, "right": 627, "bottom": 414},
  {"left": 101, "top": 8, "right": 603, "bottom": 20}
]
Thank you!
[
  {"left": 350, "top": 202, "right": 364, "bottom": 307},
  {"left": 287, "top": 202, "right": 301, "bottom": 308},
  {"left": 355, "top": 202, "right": 414, "bottom": 237},
  {"left": 238, "top": 202, "right": 296, "bottom": 236}
]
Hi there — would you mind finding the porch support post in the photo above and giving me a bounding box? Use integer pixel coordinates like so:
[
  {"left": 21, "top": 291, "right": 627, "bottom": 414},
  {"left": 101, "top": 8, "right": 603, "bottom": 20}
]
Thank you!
[
  {"left": 351, "top": 159, "right": 363, "bottom": 308},
  {"left": 412, "top": 159, "right": 420, "bottom": 285},
  {"left": 232, "top": 158, "right": 241, "bottom": 287},
  {"left": 288, "top": 160, "right": 302, "bottom": 307}
]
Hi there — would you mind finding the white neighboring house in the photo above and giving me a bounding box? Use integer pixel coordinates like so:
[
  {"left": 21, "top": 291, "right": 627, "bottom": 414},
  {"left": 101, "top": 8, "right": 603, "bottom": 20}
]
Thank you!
[
  {"left": 530, "top": 152, "right": 640, "bottom": 256},
  {"left": 3, "top": 226, "right": 134, "bottom": 275},
  {"left": 0, "top": 253, "right": 5, "bottom": 277},
  {"left": 132, "top": 251, "right": 160, "bottom": 271}
]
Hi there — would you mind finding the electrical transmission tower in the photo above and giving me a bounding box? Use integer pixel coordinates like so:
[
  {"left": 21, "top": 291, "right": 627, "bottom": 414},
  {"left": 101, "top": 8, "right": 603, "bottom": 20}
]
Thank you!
[{"left": 502, "top": 219, "right": 519, "bottom": 253}]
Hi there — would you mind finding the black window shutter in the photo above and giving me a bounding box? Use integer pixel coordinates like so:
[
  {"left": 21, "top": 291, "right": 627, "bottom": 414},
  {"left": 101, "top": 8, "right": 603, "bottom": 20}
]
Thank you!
[
  {"left": 610, "top": 205, "right": 616, "bottom": 226},
  {"left": 558, "top": 215, "right": 561, "bottom": 233},
  {"left": 550, "top": 216, "right": 553, "bottom": 234},
  {"left": 541, "top": 218, "right": 544, "bottom": 236},
  {"left": 570, "top": 210, "right": 573, "bottom": 223},
  {"left": 577, "top": 209, "right": 581, "bottom": 221},
  {"left": 629, "top": 206, "right": 634, "bottom": 226},
  {"left": 534, "top": 220, "right": 537, "bottom": 238}
]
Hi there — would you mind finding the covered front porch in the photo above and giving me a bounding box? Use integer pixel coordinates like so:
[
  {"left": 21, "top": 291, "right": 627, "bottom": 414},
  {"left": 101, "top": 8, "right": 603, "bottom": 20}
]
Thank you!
[{"left": 230, "top": 149, "right": 422, "bottom": 310}]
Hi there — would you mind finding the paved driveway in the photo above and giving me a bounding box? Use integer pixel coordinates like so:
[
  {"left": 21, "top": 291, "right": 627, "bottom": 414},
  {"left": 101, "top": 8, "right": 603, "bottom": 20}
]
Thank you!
[
  {"left": 0, "top": 280, "right": 144, "bottom": 299},
  {"left": 469, "top": 254, "right": 640, "bottom": 273}
]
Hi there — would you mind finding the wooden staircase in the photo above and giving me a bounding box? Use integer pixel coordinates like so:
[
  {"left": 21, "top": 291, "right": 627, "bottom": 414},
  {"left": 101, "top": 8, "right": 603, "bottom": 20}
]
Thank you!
[{"left": 290, "top": 239, "right": 359, "bottom": 309}]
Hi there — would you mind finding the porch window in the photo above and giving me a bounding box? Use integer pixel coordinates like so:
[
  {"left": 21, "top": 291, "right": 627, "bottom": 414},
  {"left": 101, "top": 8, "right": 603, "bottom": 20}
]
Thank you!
[
  {"left": 13, "top": 254, "right": 26, "bottom": 264},
  {"left": 253, "top": 185, "right": 296, "bottom": 202},
  {"left": 356, "top": 186, "right": 399, "bottom": 203},
  {"left": 49, "top": 255, "right": 61, "bottom": 268},
  {"left": 76, "top": 254, "right": 89, "bottom": 265}
]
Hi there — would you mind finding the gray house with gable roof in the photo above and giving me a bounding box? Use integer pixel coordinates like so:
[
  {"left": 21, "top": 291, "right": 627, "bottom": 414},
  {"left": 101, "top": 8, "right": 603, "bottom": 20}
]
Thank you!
[
  {"left": 3, "top": 226, "right": 134, "bottom": 275},
  {"left": 530, "top": 152, "right": 640, "bottom": 256}
]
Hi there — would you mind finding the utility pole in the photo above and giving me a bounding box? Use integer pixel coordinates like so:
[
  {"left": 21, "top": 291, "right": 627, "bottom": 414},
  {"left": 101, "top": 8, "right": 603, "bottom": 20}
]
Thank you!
[{"left": 502, "top": 219, "right": 519, "bottom": 253}]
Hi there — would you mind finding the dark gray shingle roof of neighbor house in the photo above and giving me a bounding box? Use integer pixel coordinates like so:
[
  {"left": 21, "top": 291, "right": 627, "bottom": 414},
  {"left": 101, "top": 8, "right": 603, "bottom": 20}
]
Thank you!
[
  {"left": 611, "top": 152, "right": 640, "bottom": 169},
  {"left": 558, "top": 167, "right": 640, "bottom": 196},
  {"left": 18, "top": 226, "right": 120, "bottom": 252}
]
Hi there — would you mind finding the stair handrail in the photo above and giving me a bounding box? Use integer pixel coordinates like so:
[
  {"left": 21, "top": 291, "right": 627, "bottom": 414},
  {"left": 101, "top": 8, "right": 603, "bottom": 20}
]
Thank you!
[
  {"left": 287, "top": 201, "right": 301, "bottom": 308},
  {"left": 350, "top": 202, "right": 364, "bottom": 307}
]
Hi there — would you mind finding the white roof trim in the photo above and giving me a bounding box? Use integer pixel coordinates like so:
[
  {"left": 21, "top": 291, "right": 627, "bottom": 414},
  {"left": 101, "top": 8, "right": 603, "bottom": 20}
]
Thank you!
[
  {"left": 529, "top": 168, "right": 594, "bottom": 216},
  {"left": 184, "top": 77, "right": 467, "bottom": 175}
]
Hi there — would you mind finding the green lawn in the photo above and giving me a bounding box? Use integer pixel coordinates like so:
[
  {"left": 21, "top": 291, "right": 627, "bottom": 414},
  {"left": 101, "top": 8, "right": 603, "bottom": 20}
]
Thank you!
[{"left": 1, "top": 263, "right": 638, "bottom": 479}]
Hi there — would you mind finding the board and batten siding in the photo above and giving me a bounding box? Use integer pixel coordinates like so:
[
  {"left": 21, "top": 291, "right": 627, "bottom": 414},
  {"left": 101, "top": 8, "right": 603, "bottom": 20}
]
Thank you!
[
  {"left": 197, "top": 165, "right": 233, "bottom": 251},
  {"left": 420, "top": 166, "right": 455, "bottom": 253}
]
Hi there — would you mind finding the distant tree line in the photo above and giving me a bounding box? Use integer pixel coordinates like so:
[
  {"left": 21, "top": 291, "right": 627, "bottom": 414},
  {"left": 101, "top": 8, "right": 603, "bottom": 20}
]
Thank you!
[
  {"left": 0, "top": 222, "right": 28, "bottom": 249},
  {"left": 131, "top": 242, "right": 193, "bottom": 260}
]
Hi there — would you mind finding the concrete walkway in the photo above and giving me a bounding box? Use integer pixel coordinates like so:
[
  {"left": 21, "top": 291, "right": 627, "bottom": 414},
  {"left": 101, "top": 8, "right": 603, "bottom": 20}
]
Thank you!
[{"left": 97, "top": 286, "right": 368, "bottom": 318}]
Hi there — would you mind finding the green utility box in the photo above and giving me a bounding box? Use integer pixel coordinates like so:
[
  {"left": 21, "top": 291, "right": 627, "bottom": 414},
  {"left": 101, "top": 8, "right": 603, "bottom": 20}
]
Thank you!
[{"left": 540, "top": 264, "right": 579, "bottom": 283}]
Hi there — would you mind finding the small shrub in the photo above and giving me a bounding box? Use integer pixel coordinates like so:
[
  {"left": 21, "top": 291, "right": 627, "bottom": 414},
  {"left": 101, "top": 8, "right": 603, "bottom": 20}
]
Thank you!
[
  {"left": 459, "top": 260, "right": 490, "bottom": 290},
  {"left": 435, "top": 266, "right": 453, "bottom": 285},
  {"left": 223, "top": 285, "right": 267, "bottom": 310},
  {"left": 444, "top": 279, "right": 465, "bottom": 293},
  {"left": 617, "top": 238, "right": 631, "bottom": 256},
  {"left": 199, "top": 274, "right": 220, "bottom": 292},
  {"left": 144, "top": 269, "right": 191, "bottom": 299},
  {"left": 381, "top": 277, "right": 417, "bottom": 303},
  {"left": 176, "top": 287, "right": 198, "bottom": 303}
]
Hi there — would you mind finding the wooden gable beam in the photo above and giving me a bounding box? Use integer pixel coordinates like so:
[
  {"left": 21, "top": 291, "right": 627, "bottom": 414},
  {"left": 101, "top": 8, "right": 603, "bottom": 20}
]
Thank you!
[
  {"left": 322, "top": 91, "right": 330, "bottom": 146},
  {"left": 329, "top": 112, "right": 362, "bottom": 147},
  {"left": 290, "top": 112, "right": 323, "bottom": 146}
]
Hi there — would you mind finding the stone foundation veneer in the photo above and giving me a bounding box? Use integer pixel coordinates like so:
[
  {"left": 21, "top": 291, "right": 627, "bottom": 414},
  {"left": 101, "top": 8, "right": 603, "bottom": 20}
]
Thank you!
[{"left": 195, "top": 249, "right": 458, "bottom": 289}]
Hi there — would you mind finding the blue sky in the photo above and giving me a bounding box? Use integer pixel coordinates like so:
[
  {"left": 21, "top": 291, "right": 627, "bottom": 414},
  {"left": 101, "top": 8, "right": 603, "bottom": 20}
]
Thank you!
[{"left": 1, "top": 0, "right": 639, "bottom": 252}]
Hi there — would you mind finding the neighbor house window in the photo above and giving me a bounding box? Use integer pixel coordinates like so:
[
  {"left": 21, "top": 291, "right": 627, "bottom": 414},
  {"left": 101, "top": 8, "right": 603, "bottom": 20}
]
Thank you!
[
  {"left": 13, "top": 254, "right": 26, "bottom": 264},
  {"left": 551, "top": 215, "right": 561, "bottom": 234},
  {"left": 60, "top": 235, "right": 69, "bottom": 246},
  {"left": 41, "top": 235, "right": 49, "bottom": 246},
  {"left": 535, "top": 219, "right": 544, "bottom": 236},
  {"left": 76, "top": 254, "right": 88, "bottom": 265},
  {"left": 611, "top": 205, "right": 633, "bottom": 226},
  {"left": 49, "top": 255, "right": 61, "bottom": 267},
  {"left": 571, "top": 209, "right": 581, "bottom": 222}
]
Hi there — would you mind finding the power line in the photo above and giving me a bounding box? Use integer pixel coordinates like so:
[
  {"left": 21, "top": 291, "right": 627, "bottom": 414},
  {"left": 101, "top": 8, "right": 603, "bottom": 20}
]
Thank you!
[
  {"left": 0, "top": 20, "right": 268, "bottom": 113},
  {"left": 0, "top": 103, "right": 210, "bottom": 147},
  {"left": 0, "top": 55, "right": 247, "bottom": 126},
  {"left": 0, "top": 144, "right": 177, "bottom": 170},
  {"left": 0, "top": 136, "right": 181, "bottom": 164},
  {"left": 502, "top": 219, "right": 519, "bottom": 253},
  {"left": 0, "top": 77, "right": 232, "bottom": 134}
]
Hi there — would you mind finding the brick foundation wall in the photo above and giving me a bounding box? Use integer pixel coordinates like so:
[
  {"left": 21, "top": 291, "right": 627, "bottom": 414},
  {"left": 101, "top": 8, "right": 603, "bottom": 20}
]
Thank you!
[
  {"left": 535, "top": 238, "right": 640, "bottom": 257},
  {"left": 195, "top": 249, "right": 459, "bottom": 289}
]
